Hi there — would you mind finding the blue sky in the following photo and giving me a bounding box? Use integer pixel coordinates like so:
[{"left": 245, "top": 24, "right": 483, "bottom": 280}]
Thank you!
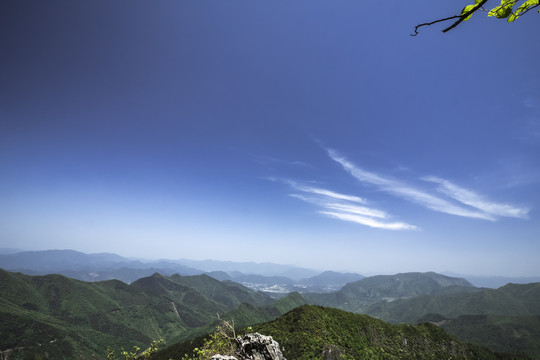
[{"left": 1, "top": 1, "right": 539, "bottom": 276}]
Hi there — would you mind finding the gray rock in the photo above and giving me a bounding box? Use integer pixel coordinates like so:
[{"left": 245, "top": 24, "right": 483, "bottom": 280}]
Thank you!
[
  {"left": 237, "top": 333, "right": 286, "bottom": 360},
  {"left": 212, "top": 333, "right": 286, "bottom": 360}
]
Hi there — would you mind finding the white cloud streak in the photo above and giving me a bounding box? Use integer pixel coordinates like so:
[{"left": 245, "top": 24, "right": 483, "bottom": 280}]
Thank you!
[
  {"left": 287, "top": 181, "right": 417, "bottom": 231},
  {"left": 321, "top": 211, "right": 418, "bottom": 230},
  {"left": 326, "top": 148, "right": 529, "bottom": 221},
  {"left": 422, "top": 176, "right": 529, "bottom": 219},
  {"left": 292, "top": 184, "right": 367, "bottom": 204}
]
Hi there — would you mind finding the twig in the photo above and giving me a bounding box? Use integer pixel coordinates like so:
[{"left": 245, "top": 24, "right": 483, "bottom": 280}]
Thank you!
[{"left": 411, "top": 0, "right": 489, "bottom": 36}]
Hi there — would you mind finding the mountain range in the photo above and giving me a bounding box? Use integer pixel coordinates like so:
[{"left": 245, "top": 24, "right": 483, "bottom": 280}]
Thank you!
[
  {"left": 0, "top": 268, "right": 303, "bottom": 359},
  {"left": 2, "top": 250, "right": 538, "bottom": 291},
  {"left": 304, "top": 271, "right": 478, "bottom": 313},
  {"left": 1, "top": 250, "right": 540, "bottom": 358},
  {"left": 0, "top": 250, "right": 362, "bottom": 295}
]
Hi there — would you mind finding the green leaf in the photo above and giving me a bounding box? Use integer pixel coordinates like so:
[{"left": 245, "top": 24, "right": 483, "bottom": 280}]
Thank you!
[
  {"left": 508, "top": 0, "right": 539, "bottom": 21},
  {"left": 489, "top": 0, "right": 518, "bottom": 18},
  {"left": 488, "top": 5, "right": 501, "bottom": 16},
  {"left": 498, "top": 5, "right": 513, "bottom": 17},
  {"left": 461, "top": 4, "right": 477, "bottom": 20}
]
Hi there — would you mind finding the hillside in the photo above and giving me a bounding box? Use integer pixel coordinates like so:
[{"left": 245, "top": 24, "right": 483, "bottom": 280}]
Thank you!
[
  {"left": 365, "top": 282, "right": 540, "bottom": 357},
  {"left": 156, "top": 305, "right": 525, "bottom": 360},
  {"left": 161, "top": 291, "right": 308, "bottom": 348},
  {"left": 304, "top": 271, "right": 477, "bottom": 312},
  {"left": 367, "top": 282, "right": 540, "bottom": 323},
  {"left": 0, "top": 269, "right": 287, "bottom": 359}
]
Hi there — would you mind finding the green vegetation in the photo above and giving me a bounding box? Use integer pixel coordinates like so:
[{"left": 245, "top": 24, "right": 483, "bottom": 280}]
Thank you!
[
  {"left": 156, "top": 305, "right": 528, "bottom": 360},
  {"left": 152, "top": 318, "right": 246, "bottom": 360},
  {"left": 413, "top": 0, "right": 540, "bottom": 34},
  {"left": 254, "top": 305, "right": 526, "bottom": 359},
  {"left": 304, "top": 271, "right": 477, "bottom": 313},
  {"left": 106, "top": 340, "right": 162, "bottom": 360},
  {"left": 0, "top": 269, "right": 290, "bottom": 359},
  {"left": 302, "top": 276, "right": 540, "bottom": 357},
  {"left": 172, "top": 290, "right": 303, "bottom": 340},
  {"left": 221, "top": 292, "right": 307, "bottom": 329},
  {"left": 3, "top": 268, "right": 539, "bottom": 359},
  {"left": 364, "top": 282, "right": 540, "bottom": 357},
  {"left": 366, "top": 282, "right": 540, "bottom": 323},
  {"left": 0, "top": 269, "right": 308, "bottom": 359},
  {"left": 441, "top": 315, "right": 540, "bottom": 358}
]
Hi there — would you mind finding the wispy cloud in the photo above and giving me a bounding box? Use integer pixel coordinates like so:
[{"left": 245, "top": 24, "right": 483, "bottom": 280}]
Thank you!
[
  {"left": 254, "top": 156, "right": 309, "bottom": 168},
  {"left": 291, "top": 184, "right": 367, "bottom": 204},
  {"left": 321, "top": 211, "right": 418, "bottom": 231},
  {"left": 326, "top": 148, "right": 529, "bottom": 221},
  {"left": 422, "top": 176, "right": 529, "bottom": 219},
  {"left": 287, "top": 181, "right": 418, "bottom": 231}
]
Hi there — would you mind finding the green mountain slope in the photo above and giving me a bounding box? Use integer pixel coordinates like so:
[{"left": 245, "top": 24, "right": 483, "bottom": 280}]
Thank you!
[
  {"left": 156, "top": 305, "right": 525, "bottom": 360},
  {"left": 0, "top": 269, "right": 276, "bottom": 360},
  {"left": 166, "top": 291, "right": 308, "bottom": 345},
  {"left": 365, "top": 282, "right": 540, "bottom": 357},
  {"left": 367, "top": 282, "right": 540, "bottom": 323},
  {"left": 221, "top": 291, "right": 307, "bottom": 329},
  {"left": 304, "top": 271, "right": 476, "bottom": 313},
  {"left": 439, "top": 314, "right": 540, "bottom": 358},
  {"left": 253, "top": 305, "right": 524, "bottom": 360}
]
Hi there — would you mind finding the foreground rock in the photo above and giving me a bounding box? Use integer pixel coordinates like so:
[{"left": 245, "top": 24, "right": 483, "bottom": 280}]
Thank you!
[{"left": 212, "top": 333, "right": 286, "bottom": 360}]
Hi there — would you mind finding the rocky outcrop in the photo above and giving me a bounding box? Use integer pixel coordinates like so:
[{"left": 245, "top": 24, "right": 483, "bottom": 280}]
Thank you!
[{"left": 211, "top": 333, "right": 286, "bottom": 360}]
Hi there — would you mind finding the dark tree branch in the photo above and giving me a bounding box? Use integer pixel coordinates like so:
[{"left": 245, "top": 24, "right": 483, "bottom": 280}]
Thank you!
[
  {"left": 411, "top": 15, "right": 462, "bottom": 36},
  {"left": 516, "top": 3, "right": 540, "bottom": 16},
  {"left": 411, "top": 0, "right": 490, "bottom": 36}
]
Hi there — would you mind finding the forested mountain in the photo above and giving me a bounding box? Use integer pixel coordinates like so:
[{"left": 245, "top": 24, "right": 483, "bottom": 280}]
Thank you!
[
  {"left": 155, "top": 305, "right": 527, "bottom": 360},
  {"left": 304, "top": 271, "right": 477, "bottom": 312},
  {"left": 365, "top": 282, "right": 540, "bottom": 357},
  {"left": 254, "top": 305, "right": 525, "bottom": 360},
  {"left": 299, "top": 271, "right": 540, "bottom": 357},
  {"left": 0, "top": 250, "right": 364, "bottom": 295},
  {"left": 0, "top": 269, "right": 295, "bottom": 359},
  {"left": 2, "top": 267, "right": 539, "bottom": 359},
  {"left": 367, "top": 282, "right": 540, "bottom": 323}
]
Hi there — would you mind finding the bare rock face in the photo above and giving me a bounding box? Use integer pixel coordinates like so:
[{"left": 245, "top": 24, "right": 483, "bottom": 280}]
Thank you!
[
  {"left": 211, "top": 333, "right": 286, "bottom": 360},
  {"left": 238, "top": 333, "right": 286, "bottom": 360}
]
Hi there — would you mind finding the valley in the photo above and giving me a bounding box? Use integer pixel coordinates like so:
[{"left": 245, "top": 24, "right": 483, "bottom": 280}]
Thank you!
[{"left": 1, "top": 250, "right": 539, "bottom": 359}]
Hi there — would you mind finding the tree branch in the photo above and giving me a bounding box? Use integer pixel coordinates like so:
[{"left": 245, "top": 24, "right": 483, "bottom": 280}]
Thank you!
[
  {"left": 411, "top": 15, "right": 462, "bottom": 36},
  {"left": 411, "top": 0, "right": 490, "bottom": 36},
  {"left": 515, "top": 3, "right": 540, "bottom": 16}
]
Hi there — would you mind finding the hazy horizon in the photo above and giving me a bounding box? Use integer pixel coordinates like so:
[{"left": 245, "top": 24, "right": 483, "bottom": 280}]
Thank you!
[
  {"left": 3, "top": 247, "right": 540, "bottom": 280},
  {"left": 1, "top": 2, "right": 539, "bottom": 278}
]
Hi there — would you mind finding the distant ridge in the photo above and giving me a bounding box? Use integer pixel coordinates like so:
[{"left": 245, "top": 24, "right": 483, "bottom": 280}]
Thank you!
[
  {"left": 304, "top": 271, "right": 475, "bottom": 313},
  {"left": 0, "top": 250, "right": 320, "bottom": 285},
  {"left": 367, "top": 281, "right": 540, "bottom": 323},
  {"left": 0, "top": 250, "right": 367, "bottom": 296},
  {"left": 364, "top": 282, "right": 540, "bottom": 357},
  {"left": 170, "top": 258, "right": 319, "bottom": 280},
  {"left": 443, "top": 271, "right": 540, "bottom": 288}
]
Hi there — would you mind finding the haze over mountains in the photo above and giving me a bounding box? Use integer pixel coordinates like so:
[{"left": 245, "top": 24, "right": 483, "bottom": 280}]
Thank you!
[
  {"left": 0, "top": 250, "right": 360, "bottom": 295},
  {"left": 1, "top": 249, "right": 538, "bottom": 291},
  {"left": 2, "top": 265, "right": 539, "bottom": 358},
  {"left": 2, "top": 249, "right": 540, "bottom": 358}
]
